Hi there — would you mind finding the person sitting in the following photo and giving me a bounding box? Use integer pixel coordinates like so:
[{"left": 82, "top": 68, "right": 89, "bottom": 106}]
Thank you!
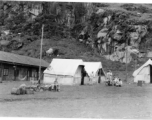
[
  {"left": 105, "top": 78, "right": 113, "bottom": 86},
  {"left": 113, "top": 77, "right": 119, "bottom": 86},
  {"left": 115, "top": 78, "right": 123, "bottom": 87},
  {"left": 105, "top": 70, "right": 113, "bottom": 86}
]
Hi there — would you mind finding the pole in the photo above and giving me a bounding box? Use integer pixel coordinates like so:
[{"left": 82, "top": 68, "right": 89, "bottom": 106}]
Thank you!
[
  {"left": 125, "top": 38, "right": 128, "bottom": 82},
  {"left": 38, "top": 24, "right": 44, "bottom": 84}
]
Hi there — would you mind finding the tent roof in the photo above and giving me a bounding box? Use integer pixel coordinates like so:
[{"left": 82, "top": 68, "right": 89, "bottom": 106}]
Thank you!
[
  {"left": 133, "top": 59, "right": 152, "bottom": 76},
  {"left": 84, "top": 62, "right": 105, "bottom": 76},
  {"left": 0, "top": 51, "right": 49, "bottom": 68},
  {"left": 44, "top": 59, "right": 84, "bottom": 76}
]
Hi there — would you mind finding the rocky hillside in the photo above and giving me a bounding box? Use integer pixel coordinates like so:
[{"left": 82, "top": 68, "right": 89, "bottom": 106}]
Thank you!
[
  {"left": 78, "top": 3, "right": 152, "bottom": 63},
  {"left": 0, "top": 2, "right": 152, "bottom": 71}
]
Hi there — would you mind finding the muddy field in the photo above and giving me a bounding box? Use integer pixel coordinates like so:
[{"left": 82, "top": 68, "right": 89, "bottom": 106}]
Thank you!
[{"left": 0, "top": 81, "right": 152, "bottom": 119}]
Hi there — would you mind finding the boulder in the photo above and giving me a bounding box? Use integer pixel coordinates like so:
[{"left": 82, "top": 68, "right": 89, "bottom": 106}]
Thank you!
[
  {"left": 103, "top": 17, "right": 108, "bottom": 25},
  {"left": 113, "top": 33, "right": 122, "bottom": 41},
  {"left": 97, "top": 31, "right": 107, "bottom": 38},
  {"left": 130, "top": 32, "right": 139, "bottom": 40},
  {"left": 46, "top": 48, "right": 54, "bottom": 55},
  {"left": 96, "top": 8, "right": 105, "bottom": 14}
]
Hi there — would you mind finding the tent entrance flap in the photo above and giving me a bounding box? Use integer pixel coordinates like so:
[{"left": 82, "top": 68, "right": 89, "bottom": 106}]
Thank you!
[{"left": 150, "top": 65, "right": 152, "bottom": 83}]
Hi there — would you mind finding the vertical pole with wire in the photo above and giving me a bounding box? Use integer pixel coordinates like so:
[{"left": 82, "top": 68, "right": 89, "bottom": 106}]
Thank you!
[
  {"left": 125, "top": 37, "right": 128, "bottom": 82},
  {"left": 38, "top": 24, "right": 44, "bottom": 84}
]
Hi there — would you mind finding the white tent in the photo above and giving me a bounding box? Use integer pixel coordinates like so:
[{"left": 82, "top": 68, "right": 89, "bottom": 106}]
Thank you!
[
  {"left": 43, "top": 59, "right": 84, "bottom": 85},
  {"left": 84, "top": 62, "right": 106, "bottom": 84},
  {"left": 133, "top": 59, "right": 152, "bottom": 83}
]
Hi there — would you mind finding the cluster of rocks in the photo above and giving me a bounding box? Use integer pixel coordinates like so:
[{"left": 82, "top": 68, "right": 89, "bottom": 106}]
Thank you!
[{"left": 78, "top": 8, "right": 149, "bottom": 63}]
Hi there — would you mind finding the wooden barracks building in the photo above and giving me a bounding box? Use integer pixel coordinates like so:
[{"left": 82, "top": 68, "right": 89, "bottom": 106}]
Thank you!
[{"left": 0, "top": 51, "right": 49, "bottom": 82}]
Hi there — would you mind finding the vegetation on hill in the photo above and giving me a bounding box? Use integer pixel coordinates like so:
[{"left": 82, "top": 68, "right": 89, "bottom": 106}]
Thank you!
[{"left": 0, "top": 1, "right": 152, "bottom": 71}]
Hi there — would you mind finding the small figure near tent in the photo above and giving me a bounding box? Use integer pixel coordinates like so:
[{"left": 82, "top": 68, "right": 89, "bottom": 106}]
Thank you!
[
  {"left": 98, "top": 69, "right": 102, "bottom": 83},
  {"left": 107, "top": 70, "right": 113, "bottom": 80},
  {"left": 113, "top": 76, "right": 119, "bottom": 86},
  {"left": 105, "top": 70, "right": 113, "bottom": 86},
  {"left": 81, "top": 66, "right": 87, "bottom": 85},
  {"left": 89, "top": 71, "right": 94, "bottom": 85},
  {"left": 115, "top": 78, "right": 123, "bottom": 87},
  {"left": 53, "top": 78, "right": 60, "bottom": 92}
]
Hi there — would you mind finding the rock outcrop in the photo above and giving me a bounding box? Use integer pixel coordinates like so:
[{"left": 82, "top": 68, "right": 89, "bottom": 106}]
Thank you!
[{"left": 78, "top": 6, "right": 150, "bottom": 63}]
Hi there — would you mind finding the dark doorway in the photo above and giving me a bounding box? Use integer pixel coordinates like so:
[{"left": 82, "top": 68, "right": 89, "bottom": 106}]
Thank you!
[{"left": 150, "top": 65, "right": 152, "bottom": 83}]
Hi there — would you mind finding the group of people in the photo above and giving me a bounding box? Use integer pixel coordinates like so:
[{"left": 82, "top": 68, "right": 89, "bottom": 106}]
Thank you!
[
  {"left": 52, "top": 70, "right": 122, "bottom": 87},
  {"left": 106, "top": 70, "right": 122, "bottom": 87}
]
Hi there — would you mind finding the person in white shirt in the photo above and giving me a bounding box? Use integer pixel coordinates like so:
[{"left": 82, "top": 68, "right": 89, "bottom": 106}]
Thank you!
[
  {"left": 89, "top": 71, "right": 94, "bottom": 85},
  {"left": 115, "top": 78, "right": 123, "bottom": 87},
  {"left": 106, "top": 70, "right": 113, "bottom": 86},
  {"left": 113, "top": 77, "right": 119, "bottom": 86}
]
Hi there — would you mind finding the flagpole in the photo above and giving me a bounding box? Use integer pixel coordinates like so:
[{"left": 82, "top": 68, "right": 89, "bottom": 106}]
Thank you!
[{"left": 38, "top": 24, "right": 44, "bottom": 84}]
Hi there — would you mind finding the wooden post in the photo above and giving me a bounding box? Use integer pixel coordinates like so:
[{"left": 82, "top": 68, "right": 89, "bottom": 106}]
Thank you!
[
  {"left": 38, "top": 24, "right": 44, "bottom": 84},
  {"left": 125, "top": 38, "right": 128, "bottom": 82}
]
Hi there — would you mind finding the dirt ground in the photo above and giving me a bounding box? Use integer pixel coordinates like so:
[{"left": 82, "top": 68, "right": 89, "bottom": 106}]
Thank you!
[{"left": 0, "top": 81, "right": 152, "bottom": 119}]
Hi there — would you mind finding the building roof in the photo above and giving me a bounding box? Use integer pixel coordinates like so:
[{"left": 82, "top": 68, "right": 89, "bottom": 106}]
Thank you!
[
  {"left": 44, "top": 58, "right": 84, "bottom": 76},
  {"left": 0, "top": 51, "right": 49, "bottom": 68}
]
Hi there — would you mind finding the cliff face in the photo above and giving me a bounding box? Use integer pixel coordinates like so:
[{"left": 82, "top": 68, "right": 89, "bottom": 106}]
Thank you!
[
  {"left": 0, "top": 2, "right": 152, "bottom": 64},
  {"left": 78, "top": 3, "right": 152, "bottom": 63}
]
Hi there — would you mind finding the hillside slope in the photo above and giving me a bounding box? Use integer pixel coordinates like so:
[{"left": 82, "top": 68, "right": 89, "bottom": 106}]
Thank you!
[
  {"left": 12, "top": 36, "right": 139, "bottom": 72},
  {"left": 0, "top": 2, "right": 152, "bottom": 72}
]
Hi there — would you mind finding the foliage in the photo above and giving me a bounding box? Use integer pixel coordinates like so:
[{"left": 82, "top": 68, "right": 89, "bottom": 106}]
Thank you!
[{"left": 0, "top": 2, "right": 152, "bottom": 70}]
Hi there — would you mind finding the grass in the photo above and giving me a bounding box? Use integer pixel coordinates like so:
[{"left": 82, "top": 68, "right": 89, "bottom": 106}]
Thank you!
[{"left": 0, "top": 81, "right": 152, "bottom": 118}]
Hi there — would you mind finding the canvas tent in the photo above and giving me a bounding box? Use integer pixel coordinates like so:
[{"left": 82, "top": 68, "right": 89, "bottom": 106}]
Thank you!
[
  {"left": 84, "top": 62, "right": 106, "bottom": 84},
  {"left": 133, "top": 59, "right": 152, "bottom": 83},
  {"left": 43, "top": 59, "right": 84, "bottom": 85}
]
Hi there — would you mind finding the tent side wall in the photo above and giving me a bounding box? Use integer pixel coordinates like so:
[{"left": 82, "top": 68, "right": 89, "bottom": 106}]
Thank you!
[
  {"left": 92, "top": 68, "right": 106, "bottom": 83},
  {"left": 43, "top": 74, "right": 82, "bottom": 85},
  {"left": 134, "top": 65, "right": 150, "bottom": 83},
  {"left": 43, "top": 66, "right": 82, "bottom": 85},
  {"left": 74, "top": 65, "right": 82, "bottom": 77},
  {"left": 91, "top": 76, "right": 106, "bottom": 84}
]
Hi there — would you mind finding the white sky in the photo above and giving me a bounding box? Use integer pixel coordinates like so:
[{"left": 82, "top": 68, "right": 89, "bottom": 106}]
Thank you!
[{"left": 9, "top": 0, "right": 152, "bottom": 4}]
